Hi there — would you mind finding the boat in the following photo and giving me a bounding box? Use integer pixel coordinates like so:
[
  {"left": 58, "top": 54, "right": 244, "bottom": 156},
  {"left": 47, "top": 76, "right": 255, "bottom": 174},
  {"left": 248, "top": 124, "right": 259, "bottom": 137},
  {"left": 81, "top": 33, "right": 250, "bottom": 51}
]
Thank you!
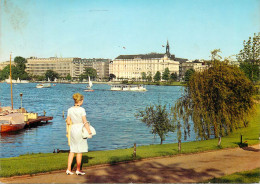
[
  {"left": 0, "top": 113, "right": 26, "bottom": 133},
  {"left": 36, "top": 83, "right": 51, "bottom": 88},
  {"left": 84, "top": 76, "right": 94, "bottom": 92},
  {"left": 110, "top": 84, "right": 147, "bottom": 91}
]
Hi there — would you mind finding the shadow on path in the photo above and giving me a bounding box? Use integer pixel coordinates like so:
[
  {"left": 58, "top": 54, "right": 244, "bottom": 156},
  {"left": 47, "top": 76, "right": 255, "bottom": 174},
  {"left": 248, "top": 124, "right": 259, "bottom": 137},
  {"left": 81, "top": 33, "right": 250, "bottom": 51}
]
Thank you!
[{"left": 81, "top": 160, "right": 221, "bottom": 183}]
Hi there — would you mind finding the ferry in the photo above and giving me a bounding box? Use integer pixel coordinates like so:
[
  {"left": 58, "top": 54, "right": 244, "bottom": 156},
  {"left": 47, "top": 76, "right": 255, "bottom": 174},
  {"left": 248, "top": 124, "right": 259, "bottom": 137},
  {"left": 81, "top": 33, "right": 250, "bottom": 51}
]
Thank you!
[{"left": 110, "top": 84, "right": 147, "bottom": 91}]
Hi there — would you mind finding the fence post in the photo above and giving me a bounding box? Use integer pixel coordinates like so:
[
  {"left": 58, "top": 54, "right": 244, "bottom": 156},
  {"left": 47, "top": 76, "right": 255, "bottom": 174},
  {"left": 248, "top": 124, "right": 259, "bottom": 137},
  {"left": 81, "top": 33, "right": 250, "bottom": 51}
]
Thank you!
[{"left": 133, "top": 143, "right": 136, "bottom": 159}]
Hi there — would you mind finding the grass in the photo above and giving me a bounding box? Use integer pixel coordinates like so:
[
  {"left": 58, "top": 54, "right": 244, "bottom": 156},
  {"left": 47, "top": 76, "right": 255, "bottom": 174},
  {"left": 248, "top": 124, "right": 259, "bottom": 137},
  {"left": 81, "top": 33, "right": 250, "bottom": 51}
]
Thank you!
[
  {"left": 0, "top": 104, "right": 259, "bottom": 177},
  {"left": 207, "top": 168, "right": 260, "bottom": 183}
]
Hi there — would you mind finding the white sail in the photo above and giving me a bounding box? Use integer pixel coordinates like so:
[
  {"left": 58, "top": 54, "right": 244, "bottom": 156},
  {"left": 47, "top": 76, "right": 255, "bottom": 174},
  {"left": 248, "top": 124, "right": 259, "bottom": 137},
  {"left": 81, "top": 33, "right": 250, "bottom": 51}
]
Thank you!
[{"left": 88, "top": 76, "right": 93, "bottom": 88}]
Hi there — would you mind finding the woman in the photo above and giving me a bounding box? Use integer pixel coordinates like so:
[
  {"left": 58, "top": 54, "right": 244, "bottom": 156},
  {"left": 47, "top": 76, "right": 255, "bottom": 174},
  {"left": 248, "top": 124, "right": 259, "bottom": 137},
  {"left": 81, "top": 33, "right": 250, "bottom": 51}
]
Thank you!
[{"left": 66, "top": 93, "right": 92, "bottom": 175}]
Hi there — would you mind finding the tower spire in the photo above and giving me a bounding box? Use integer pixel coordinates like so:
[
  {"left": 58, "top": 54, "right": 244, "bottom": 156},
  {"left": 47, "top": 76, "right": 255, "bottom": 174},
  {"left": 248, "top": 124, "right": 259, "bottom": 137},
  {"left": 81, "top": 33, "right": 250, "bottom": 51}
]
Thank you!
[{"left": 166, "top": 40, "right": 170, "bottom": 57}]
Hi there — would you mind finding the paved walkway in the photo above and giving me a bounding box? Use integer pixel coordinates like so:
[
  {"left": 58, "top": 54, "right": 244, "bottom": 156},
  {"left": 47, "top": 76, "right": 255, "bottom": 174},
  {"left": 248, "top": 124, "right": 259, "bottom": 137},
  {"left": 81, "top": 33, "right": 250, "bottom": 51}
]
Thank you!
[{"left": 1, "top": 144, "right": 259, "bottom": 183}]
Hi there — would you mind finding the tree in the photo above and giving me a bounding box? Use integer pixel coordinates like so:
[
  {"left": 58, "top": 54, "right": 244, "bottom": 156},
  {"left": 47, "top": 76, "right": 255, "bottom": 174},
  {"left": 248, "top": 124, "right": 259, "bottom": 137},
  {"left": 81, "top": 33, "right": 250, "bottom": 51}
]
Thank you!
[
  {"left": 147, "top": 72, "right": 152, "bottom": 82},
  {"left": 153, "top": 71, "right": 161, "bottom": 82},
  {"left": 45, "top": 70, "right": 59, "bottom": 81},
  {"left": 66, "top": 74, "right": 72, "bottom": 81},
  {"left": 162, "top": 67, "right": 170, "bottom": 81},
  {"left": 136, "top": 104, "right": 174, "bottom": 144},
  {"left": 172, "top": 60, "right": 255, "bottom": 146},
  {"left": 170, "top": 72, "right": 178, "bottom": 81},
  {"left": 237, "top": 33, "right": 260, "bottom": 82},
  {"left": 14, "top": 56, "right": 27, "bottom": 71},
  {"left": 0, "top": 65, "right": 20, "bottom": 80},
  {"left": 141, "top": 72, "right": 147, "bottom": 81},
  {"left": 211, "top": 49, "right": 222, "bottom": 61},
  {"left": 83, "top": 67, "right": 97, "bottom": 79},
  {"left": 184, "top": 69, "right": 195, "bottom": 82},
  {"left": 109, "top": 74, "right": 116, "bottom": 81}
]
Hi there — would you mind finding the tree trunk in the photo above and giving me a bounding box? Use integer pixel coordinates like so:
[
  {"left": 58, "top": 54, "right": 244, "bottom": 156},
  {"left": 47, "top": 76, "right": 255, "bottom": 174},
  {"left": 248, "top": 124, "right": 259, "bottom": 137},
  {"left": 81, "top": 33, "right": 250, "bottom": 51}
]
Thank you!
[
  {"left": 218, "top": 136, "right": 221, "bottom": 146},
  {"left": 160, "top": 139, "right": 163, "bottom": 145},
  {"left": 178, "top": 139, "right": 181, "bottom": 152}
]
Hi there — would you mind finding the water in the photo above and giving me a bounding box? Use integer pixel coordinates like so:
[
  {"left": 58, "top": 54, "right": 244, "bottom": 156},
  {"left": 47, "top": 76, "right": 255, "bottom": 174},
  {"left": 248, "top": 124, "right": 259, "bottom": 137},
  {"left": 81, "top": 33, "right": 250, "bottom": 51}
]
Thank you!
[{"left": 0, "top": 83, "right": 196, "bottom": 158}]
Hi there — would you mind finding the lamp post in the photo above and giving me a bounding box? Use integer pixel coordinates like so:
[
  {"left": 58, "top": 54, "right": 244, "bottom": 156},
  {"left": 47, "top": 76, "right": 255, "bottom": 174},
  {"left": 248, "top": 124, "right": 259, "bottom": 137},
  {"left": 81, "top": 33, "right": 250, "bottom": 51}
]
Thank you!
[{"left": 20, "top": 93, "right": 23, "bottom": 109}]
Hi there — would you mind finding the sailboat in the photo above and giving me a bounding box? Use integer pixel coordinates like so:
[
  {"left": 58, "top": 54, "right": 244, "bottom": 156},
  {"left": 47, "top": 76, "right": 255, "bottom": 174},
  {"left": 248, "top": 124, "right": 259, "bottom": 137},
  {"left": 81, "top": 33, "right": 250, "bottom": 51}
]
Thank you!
[{"left": 84, "top": 76, "right": 94, "bottom": 92}]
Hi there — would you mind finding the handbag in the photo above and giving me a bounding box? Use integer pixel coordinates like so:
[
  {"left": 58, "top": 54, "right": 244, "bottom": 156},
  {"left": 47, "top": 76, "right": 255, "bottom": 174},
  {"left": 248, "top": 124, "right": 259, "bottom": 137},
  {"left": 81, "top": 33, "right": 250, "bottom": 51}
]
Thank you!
[{"left": 82, "top": 123, "right": 96, "bottom": 139}]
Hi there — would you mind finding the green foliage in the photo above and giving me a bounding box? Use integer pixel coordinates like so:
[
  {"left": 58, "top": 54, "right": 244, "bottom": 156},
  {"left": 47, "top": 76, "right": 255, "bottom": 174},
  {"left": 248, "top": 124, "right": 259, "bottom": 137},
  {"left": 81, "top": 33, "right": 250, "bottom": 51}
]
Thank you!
[
  {"left": 239, "top": 62, "right": 260, "bottom": 82},
  {"left": 136, "top": 104, "right": 174, "bottom": 144},
  {"left": 147, "top": 71, "right": 152, "bottom": 82},
  {"left": 0, "top": 56, "right": 30, "bottom": 80},
  {"left": 184, "top": 68, "right": 195, "bottom": 82},
  {"left": 170, "top": 72, "right": 178, "bottom": 81},
  {"left": 208, "top": 168, "right": 260, "bottom": 183},
  {"left": 45, "top": 70, "right": 59, "bottom": 81},
  {"left": 65, "top": 74, "right": 72, "bottom": 81},
  {"left": 14, "top": 56, "right": 27, "bottom": 71},
  {"left": 173, "top": 61, "right": 255, "bottom": 141},
  {"left": 162, "top": 67, "right": 170, "bottom": 81},
  {"left": 153, "top": 71, "right": 161, "bottom": 82},
  {"left": 83, "top": 67, "right": 97, "bottom": 78},
  {"left": 141, "top": 72, "right": 147, "bottom": 81},
  {"left": 237, "top": 33, "right": 260, "bottom": 82}
]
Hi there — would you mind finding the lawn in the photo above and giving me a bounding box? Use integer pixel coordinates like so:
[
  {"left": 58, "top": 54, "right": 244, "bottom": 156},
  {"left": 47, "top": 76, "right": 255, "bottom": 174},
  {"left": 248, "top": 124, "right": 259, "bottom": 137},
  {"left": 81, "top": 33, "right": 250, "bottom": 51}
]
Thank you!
[
  {"left": 207, "top": 168, "right": 260, "bottom": 183},
  {"left": 0, "top": 104, "right": 259, "bottom": 177}
]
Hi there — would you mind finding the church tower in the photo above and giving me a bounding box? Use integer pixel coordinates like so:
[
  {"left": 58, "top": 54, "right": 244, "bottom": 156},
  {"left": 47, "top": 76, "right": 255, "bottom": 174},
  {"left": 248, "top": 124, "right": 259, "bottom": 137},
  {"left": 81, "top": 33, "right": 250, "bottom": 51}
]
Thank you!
[{"left": 166, "top": 40, "right": 171, "bottom": 58}]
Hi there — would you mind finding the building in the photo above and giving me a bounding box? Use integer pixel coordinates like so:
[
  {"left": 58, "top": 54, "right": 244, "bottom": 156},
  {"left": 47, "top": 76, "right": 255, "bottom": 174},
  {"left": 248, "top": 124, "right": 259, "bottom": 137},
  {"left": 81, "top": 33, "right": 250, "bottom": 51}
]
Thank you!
[
  {"left": 0, "top": 61, "right": 14, "bottom": 70},
  {"left": 26, "top": 57, "right": 110, "bottom": 79},
  {"left": 26, "top": 57, "right": 74, "bottom": 77},
  {"left": 72, "top": 58, "right": 110, "bottom": 79},
  {"left": 179, "top": 60, "right": 209, "bottom": 80},
  {"left": 110, "top": 41, "right": 187, "bottom": 81}
]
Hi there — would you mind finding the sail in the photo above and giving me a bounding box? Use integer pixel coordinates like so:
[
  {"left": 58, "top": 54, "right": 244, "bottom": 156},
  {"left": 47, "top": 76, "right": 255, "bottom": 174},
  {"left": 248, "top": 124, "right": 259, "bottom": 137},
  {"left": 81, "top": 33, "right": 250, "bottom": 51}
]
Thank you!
[{"left": 88, "top": 76, "right": 93, "bottom": 88}]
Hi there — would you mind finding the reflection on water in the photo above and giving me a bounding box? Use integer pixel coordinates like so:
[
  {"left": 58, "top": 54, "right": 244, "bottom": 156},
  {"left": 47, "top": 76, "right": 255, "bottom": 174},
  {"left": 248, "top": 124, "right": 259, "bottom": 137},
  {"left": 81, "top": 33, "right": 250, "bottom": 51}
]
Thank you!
[{"left": 0, "top": 83, "right": 195, "bottom": 158}]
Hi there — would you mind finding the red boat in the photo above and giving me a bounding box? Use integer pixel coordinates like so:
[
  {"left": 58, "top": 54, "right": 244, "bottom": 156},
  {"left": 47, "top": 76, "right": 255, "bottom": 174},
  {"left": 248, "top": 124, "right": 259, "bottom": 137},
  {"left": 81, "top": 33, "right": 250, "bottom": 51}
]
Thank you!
[{"left": 0, "top": 113, "right": 26, "bottom": 133}]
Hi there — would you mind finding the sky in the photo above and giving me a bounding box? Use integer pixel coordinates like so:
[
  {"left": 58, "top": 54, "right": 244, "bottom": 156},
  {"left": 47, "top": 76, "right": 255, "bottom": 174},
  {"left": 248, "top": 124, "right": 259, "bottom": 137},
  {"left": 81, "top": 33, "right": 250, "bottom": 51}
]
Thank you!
[{"left": 0, "top": 0, "right": 259, "bottom": 62}]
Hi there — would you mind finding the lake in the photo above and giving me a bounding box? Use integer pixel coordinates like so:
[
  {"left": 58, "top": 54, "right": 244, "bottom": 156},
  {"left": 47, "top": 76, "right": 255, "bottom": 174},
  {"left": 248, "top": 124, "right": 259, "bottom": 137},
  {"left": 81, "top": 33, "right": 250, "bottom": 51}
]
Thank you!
[{"left": 0, "top": 83, "right": 196, "bottom": 158}]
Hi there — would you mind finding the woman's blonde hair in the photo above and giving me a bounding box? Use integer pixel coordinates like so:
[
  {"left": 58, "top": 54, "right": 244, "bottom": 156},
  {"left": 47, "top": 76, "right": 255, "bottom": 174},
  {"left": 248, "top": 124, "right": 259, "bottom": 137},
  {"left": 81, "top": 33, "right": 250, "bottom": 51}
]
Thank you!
[{"left": 73, "top": 93, "right": 84, "bottom": 103}]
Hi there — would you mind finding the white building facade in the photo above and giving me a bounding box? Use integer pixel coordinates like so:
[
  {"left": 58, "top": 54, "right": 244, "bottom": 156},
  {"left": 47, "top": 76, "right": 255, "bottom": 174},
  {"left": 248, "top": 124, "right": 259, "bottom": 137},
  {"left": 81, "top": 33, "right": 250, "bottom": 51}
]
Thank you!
[{"left": 110, "top": 41, "right": 187, "bottom": 80}]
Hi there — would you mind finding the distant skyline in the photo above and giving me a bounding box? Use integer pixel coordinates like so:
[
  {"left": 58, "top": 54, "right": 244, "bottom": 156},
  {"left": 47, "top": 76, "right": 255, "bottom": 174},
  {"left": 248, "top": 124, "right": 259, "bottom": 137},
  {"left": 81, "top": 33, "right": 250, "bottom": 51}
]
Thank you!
[{"left": 0, "top": 0, "right": 259, "bottom": 62}]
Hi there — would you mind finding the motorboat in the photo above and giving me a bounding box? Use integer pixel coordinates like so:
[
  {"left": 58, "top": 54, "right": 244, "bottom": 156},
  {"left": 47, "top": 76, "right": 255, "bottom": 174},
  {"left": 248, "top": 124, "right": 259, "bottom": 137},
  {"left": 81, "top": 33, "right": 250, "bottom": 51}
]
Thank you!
[
  {"left": 110, "top": 84, "right": 147, "bottom": 91},
  {"left": 36, "top": 83, "right": 51, "bottom": 88}
]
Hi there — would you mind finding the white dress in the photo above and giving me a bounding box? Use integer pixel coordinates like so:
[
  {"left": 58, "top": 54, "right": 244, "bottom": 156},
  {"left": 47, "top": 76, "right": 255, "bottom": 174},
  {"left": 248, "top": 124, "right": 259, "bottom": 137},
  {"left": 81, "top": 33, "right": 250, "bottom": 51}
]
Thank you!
[{"left": 67, "top": 106, "right": 88, "bottom": 153}]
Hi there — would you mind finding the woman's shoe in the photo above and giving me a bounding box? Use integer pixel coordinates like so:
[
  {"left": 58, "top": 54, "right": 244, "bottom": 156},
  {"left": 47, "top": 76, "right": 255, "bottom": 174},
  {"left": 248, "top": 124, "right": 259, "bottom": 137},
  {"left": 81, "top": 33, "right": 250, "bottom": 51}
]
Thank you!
[
  {"left": 66, "top": 170, "right": 74, "bottom": 175},
  {"left": 76, "top": 170, "right": 85, "bottom": 175}
]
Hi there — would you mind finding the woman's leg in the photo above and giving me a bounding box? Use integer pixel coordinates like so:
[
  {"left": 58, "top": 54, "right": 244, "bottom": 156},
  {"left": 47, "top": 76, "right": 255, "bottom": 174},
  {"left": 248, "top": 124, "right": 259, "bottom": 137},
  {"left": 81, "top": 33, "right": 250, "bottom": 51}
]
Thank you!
[
  {"left": 67, "top": 152, "right": 74, "bottom": 171},
  {"left": 76, "top": 153, "right": 82, "bottom": 171}
]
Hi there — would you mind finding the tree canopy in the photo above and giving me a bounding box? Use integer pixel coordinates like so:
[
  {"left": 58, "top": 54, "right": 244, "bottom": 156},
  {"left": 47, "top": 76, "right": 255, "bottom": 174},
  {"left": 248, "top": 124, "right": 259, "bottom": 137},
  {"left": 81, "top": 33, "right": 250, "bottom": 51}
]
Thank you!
[
  {"left": 237, "top": 33, "right": 260, "bottom": 82},
  {"left": 136, "top": 104, "right": 174, "bottom": 144},
  {"left": 45, "top": 70, "right": 59, "bottom": 81},
  {"left": 173, "top": 61, "right": 255, "bottom": 141},
  {"left": 170, "top": 72, "right": 178, "bottom": 81},
  {"left": 162, "top": 67, "right": 170, "bottom": 81},
  {"left": 153, "top": 71, "right": 161, "bottom": 82},
  {"left": 184, "top": 68, "right": 195, "bottom": 82},
  {"left": 0, "top": 56, "right": 30, "bottom": 80}
]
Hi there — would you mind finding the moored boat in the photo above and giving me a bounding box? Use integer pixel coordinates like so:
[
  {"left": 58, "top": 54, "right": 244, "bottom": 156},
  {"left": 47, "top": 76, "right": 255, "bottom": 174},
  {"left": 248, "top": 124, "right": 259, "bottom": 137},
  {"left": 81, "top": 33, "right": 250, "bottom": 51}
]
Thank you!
[
  {"left": 36, "top": 83, "right": 51, "bottom": 88},
  {"left": 110, "top": 84, "right": 147, "bottom": 91},
  {"left": 0, "top": 113, "right": 26, "bottom": 133}
]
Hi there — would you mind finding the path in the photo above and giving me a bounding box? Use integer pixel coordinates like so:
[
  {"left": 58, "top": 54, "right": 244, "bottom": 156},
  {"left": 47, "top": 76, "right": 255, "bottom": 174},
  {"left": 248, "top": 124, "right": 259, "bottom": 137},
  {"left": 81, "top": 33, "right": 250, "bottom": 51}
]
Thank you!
[{"left": 1, "top": 144, "right": 259, "bottom": 183}]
